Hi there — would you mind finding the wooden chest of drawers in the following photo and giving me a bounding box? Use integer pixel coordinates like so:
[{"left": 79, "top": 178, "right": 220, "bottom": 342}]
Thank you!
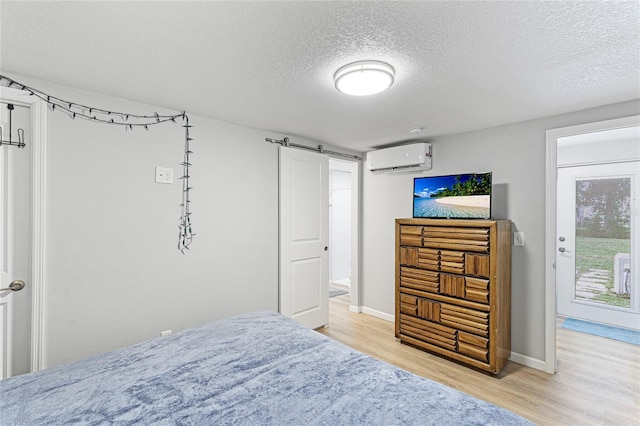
[{"left": 395, "top": 218, "right": 512, "bottom": 374}]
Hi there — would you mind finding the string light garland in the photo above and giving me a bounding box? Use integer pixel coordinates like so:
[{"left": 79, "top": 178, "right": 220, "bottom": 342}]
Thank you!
[
  {"left": 0, "top": 75, "right": 195, "bottom": 253},
  {"left": 179, "top": 115, "right": 194, "bottom": 252}
]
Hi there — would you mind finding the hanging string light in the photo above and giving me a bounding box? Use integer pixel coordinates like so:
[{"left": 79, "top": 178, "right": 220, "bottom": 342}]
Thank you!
[
  {"left": 179, "top": 114, "right": 194, "bottom": 251},
  {"left": 0, "top": 74, "right": 195, "bottom": 253}
]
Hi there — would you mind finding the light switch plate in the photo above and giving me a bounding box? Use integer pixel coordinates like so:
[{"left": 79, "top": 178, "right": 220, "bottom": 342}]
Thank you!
[
  {"left": 514, "top": 232, "right": 525, "bottom": 246},
  {"left": 155, "top": 166, "right": 173, "bottom": 184}
]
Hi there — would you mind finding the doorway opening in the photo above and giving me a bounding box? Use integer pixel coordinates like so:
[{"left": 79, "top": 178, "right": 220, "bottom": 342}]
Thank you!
[
  {"left": 545, "top": 115, "right": 640, "bottom": 373},
  {"left": 329, "top": 158, "right": 352, "bottom": 300},
  {"left": 328, "top": 157, "right": 361, "bottom": 313}
]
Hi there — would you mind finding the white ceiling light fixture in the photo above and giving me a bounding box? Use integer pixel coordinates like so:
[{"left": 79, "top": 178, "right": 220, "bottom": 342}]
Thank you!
[{"left": 334, "top": 60, "right": 395, "bottom": 96}]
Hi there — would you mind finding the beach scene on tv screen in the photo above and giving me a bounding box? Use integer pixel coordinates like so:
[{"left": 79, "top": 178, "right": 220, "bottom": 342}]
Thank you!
[{"left": 413, "top": 173, "right": 491, "bottom": 218}]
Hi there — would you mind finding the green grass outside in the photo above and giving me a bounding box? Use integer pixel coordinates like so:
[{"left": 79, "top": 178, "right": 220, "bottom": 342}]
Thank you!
[{"left": 575, "top": 236, "right": 630, "bottom": 308}]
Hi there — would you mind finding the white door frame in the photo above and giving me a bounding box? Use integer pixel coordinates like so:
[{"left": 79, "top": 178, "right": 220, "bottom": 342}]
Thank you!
[
  {"left": 545, "top": 115, "right": 640, "bottom": 374},
  {"left": 0, "top": 86, "right": 47, "bottom": 372},
  {"left": 348, "top": 160, "right": 361, "bottom": 313}
]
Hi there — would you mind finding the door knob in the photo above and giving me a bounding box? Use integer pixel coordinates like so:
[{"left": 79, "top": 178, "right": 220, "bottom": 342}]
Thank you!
[
  {"left": 558, "top": 247, "right": 571, "bottom": 253},
  {"left": 0, "top": 280, "right": 25, "bottom": 292}
]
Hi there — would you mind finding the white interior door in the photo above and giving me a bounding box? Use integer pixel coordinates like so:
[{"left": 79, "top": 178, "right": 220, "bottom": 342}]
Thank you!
[
  {"left": 557, "top": 162, "right": 640, "bottom": 330},
  {"left": 0, "top": 101, "right": 32, "bottom": 379},
  {"left": 279, "top": 147, "right": 329, "bottom": 329}
]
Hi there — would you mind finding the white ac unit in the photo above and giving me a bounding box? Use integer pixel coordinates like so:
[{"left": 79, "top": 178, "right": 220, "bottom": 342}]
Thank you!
[
  {"left": 613, "top": 253, "right": 631, "bottom": 294},
  {"left": 366, "top": 142, "right": 432, "bottom": 173}
]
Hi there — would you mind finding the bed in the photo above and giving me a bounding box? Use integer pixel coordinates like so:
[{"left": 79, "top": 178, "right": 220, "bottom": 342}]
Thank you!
[{"left": 0, "top": 311, "right": 532, "bottom": 425}]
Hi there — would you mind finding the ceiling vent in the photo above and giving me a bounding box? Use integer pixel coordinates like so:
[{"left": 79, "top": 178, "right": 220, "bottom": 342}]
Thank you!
[{"left": 366, "top": 142, "right": 432, "bottom": 174}]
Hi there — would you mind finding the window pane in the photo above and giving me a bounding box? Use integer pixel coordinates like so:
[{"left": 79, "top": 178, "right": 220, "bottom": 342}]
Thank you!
[{"left": 575, "top": 177, "right": 631, "bottom": 309}]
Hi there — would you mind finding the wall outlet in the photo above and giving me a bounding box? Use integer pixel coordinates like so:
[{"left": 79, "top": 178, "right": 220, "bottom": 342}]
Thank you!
[
  {"left": 513, "top": 232, "right": 525, "bottom": 246},
  {"left": 155, "top": 166, "right": 173, "bottom": 184},
  {"left": 160, "top": 329, "right": 172, "bottom": 336}
]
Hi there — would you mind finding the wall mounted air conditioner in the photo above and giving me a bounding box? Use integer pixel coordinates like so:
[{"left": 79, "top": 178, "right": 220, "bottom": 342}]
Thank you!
[
  {"left": 366, "top": 142, "right": 432, "bottom": 173},
  {"left": 613, "top": 253, "right": 631, "bottom": 294}
]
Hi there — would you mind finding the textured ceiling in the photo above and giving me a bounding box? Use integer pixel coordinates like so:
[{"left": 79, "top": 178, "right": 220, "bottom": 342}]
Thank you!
[{"left": 1, "top": 1, "right": 638, "bottom": 152}]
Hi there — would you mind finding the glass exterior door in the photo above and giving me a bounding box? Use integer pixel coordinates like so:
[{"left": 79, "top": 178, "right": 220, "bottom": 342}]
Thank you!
[{"left": 557, "top": 162, "right": 639, "bottom": 330}]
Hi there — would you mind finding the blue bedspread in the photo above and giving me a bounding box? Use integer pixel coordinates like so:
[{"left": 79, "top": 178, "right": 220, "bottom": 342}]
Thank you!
[{"left": 0, "top": 311, "right": 532, "bottom": 425}]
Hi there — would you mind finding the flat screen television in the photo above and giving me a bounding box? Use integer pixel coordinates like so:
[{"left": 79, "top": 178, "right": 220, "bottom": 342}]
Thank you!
[{"left": 413, "top": 172, "right": 492, "bottom": 219}]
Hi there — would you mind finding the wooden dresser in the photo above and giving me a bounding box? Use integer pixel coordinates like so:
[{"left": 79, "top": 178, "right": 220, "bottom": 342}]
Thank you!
[{"left": 395, "top": 218, "right": 512, "bottom": 374}]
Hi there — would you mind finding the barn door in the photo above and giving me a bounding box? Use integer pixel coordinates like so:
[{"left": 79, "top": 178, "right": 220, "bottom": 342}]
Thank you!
[{"left": 279, "top": 147, "right": 329, "bottom": 329}]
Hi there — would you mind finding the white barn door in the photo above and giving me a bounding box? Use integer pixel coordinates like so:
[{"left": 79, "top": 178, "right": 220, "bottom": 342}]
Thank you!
[{"left": 279, "top": 147, "right": 329, "bottom": 329}]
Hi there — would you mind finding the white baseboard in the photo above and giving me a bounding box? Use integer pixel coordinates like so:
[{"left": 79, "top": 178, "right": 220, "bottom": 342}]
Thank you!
[
  {"left": 509, "top": 351, "right": 546, "bottom": 372},
  {"left": 349, "top": 305, "right": 361, "bottom": 313},
  {"left": 360, "top": 306, "right": 394, "bottom": 322}
]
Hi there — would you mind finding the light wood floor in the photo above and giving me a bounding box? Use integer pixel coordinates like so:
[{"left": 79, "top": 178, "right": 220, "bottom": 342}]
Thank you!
[{"left": 318, "top": 294, "right": 640, "bottom": 425}]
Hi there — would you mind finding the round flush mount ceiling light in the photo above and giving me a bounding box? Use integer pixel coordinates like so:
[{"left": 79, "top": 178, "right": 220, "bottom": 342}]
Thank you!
[{"left": 334, "top": 60, "right": 395, "bottom": 96}]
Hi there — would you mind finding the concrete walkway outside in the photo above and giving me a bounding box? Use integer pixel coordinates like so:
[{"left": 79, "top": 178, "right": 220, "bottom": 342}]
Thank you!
[{"left": 575, "top": 269, "right": 609, "bottom": 300}]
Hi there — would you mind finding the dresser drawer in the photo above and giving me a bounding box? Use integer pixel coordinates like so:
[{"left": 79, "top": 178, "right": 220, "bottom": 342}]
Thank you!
[
  {"left": 458, "top": 341, "right": 489, "bottom": 362},
  {"left": 417, "top": 248, "right": 440, "bottom": 270},
  {"left": 399, "top": 292, "right": 441, "bottom": 322},
  {"left": 458, "top": 330, "right": 489, "bottom": 349},
  {"left": 422, "top": 226, "right": 490, "bottom": 253},
  {"left": 399, "top": 226, "right": 423, "bottom": 246},
  {"left": 439, "top": 303, "right": 489, "bottom": 338},
  {"left": 399, "top": 293, "right": 489, "bottom": 338},
  {"left": 465, "top": 277, "right": 490, "bottom": 303},
  {"left": 439, "top": 274, "right": 490, "bottom": 304},
  {"left": 458, "top": 330, "right": 489, "bottom": 362},
  {"left": 440, "top": 273, "right": 466, "bottom": 298},
  {"left": 400, "top": 266, "right": 439, "bottom": 294},
  {"left": 466, "top": 253, "right": 490, "bottom": 278},
  {"left": 399, "top": 247, "right": 441, "bottom": 271},
  {"left": 400, "top": 293, "right": 418, "bottom": 316},
  {"left": 440, "top": 250, "right": 465, "bottom": 274},
  {"left": 399, "top": 314, "right": 457, "bottom": 352}
]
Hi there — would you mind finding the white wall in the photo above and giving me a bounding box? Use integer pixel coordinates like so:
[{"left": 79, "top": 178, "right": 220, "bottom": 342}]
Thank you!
[
  {"left": 361, "top": 99, "right": 640, "bottom": 364},
  {"left": 44, "top": 88, "right": 279, "bottom": 367},
  {"left": 557, "top": 127, "right": 639, "bottom": 166},
  {"left": 7, "top": 74, "right": 355, "bottom": 368}
]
